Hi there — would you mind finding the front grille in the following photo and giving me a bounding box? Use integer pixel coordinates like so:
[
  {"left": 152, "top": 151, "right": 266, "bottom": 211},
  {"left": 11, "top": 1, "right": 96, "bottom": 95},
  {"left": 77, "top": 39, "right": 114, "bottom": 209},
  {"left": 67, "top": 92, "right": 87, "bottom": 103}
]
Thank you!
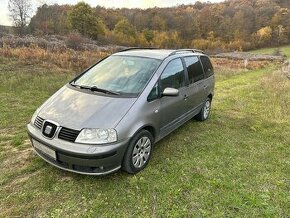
[
  {"left": 34, "top": 116, "right": 44, "bottom": 129},
  {"left": 58, "top": 127, "right": 80, "bottom": 142}
]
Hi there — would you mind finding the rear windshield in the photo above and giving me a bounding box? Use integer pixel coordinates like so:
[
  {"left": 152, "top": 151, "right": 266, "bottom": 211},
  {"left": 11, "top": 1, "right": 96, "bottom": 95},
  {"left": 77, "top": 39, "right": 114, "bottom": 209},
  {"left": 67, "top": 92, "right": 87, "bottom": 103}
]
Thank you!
[{"left": 73, "top": 55, "right": 161, "bottom": 96}]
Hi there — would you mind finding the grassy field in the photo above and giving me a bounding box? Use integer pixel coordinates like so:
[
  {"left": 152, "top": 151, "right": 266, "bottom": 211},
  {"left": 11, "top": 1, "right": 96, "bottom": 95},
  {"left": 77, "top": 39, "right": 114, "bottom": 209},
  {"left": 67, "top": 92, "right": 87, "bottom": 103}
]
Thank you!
[
  {"left": 251, "top": 45, "right": 290, "bottom": 58},
  {"left": 0, "top": 56, "right": 290, "bottom": 217}
]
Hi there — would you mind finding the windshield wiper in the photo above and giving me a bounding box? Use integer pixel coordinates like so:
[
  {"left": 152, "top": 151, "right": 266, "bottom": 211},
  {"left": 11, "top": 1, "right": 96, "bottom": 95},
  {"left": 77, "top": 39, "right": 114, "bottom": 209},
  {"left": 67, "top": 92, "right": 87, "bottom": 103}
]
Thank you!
[
  {"left": 89, "top": 86, "right": 120, "bottom": 95},
  {"left": 70, "top": 83, "right": 119, "bottom": 95}
]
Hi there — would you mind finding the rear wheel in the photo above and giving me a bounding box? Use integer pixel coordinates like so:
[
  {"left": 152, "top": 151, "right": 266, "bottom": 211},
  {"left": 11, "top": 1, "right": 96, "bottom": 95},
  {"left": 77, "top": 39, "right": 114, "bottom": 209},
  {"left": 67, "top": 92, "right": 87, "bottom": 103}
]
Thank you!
[
  {"left": 195, "top": 97, "right": 211, "bottom": 121},
  {"left": 122, "top": 130, "right": 153, "bottom": 174}
]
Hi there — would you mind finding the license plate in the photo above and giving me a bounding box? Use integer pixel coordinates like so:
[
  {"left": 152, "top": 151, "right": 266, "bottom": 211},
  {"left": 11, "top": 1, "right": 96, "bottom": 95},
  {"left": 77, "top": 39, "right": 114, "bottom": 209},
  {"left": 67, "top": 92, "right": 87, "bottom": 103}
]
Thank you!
[{"left": 32, "top": 139, "right": 56, "bottom": 160}]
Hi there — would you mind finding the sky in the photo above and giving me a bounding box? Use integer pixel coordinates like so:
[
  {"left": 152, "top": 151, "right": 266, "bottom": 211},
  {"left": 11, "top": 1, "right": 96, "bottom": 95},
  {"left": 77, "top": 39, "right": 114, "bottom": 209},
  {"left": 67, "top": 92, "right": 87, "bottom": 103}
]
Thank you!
[{"left": 0, "top": 0, "right": 224, "bottom": 26}]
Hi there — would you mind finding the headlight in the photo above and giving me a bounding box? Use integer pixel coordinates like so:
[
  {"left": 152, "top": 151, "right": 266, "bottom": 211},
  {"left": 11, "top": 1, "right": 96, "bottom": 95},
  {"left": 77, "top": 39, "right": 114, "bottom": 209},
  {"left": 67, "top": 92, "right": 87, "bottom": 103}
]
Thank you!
[{"left": 75, "top": 128, "right": 117, "bottom": 144}]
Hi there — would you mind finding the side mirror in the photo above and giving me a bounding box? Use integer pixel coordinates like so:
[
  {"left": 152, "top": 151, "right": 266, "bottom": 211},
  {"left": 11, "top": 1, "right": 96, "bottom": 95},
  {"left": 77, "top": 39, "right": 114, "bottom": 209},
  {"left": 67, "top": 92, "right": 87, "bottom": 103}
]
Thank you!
[{"left": 162, "top": 87, "right": 179, "bottom": 97}]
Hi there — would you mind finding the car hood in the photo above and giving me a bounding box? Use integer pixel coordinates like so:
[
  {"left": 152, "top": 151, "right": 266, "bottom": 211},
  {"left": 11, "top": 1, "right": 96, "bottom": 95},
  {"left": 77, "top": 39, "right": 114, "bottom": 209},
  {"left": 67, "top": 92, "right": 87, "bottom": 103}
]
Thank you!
[{"left": 38, "top": 85, "right": 136, "bottom": 130}]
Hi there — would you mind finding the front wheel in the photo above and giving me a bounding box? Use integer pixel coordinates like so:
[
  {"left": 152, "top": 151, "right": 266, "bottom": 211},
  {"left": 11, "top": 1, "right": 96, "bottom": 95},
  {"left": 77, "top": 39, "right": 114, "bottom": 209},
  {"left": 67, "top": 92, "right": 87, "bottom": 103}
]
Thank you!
[
  {"left": 122, "top": 130, "right": 153, "bottom": 174},
  {"left": 195, "top": 97, "right": 212, "bottom": 121}
]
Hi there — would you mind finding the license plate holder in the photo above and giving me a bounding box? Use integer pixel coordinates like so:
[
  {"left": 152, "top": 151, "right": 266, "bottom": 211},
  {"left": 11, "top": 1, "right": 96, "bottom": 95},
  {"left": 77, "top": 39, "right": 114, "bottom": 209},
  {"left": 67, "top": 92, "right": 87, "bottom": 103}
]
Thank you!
[{"left": 32, "top": 139, "right": 56, "bottom": 160}]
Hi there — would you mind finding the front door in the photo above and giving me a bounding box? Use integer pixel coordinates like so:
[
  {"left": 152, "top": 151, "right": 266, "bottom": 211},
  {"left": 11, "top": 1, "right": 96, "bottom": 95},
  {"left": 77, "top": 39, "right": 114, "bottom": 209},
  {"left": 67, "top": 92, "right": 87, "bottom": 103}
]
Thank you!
[{"left": 159, "top": 58, "right": 188, "bottom": 136}]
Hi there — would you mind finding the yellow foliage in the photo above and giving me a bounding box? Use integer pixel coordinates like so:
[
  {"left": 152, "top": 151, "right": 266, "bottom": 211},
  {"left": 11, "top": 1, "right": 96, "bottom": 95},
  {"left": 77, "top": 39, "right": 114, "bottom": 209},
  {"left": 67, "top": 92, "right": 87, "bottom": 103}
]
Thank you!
[
  {"left": 257, "top": 26, "right": 272, "bottom": 41},
  {"left": 135, "top": 32, "right": 149, "bottom": 47},
  {"left": 113, "top": 32, "right": 136, "bottom": 46},
  {"left": 151, "top": 31, "right": 182, "bottom": 48}
]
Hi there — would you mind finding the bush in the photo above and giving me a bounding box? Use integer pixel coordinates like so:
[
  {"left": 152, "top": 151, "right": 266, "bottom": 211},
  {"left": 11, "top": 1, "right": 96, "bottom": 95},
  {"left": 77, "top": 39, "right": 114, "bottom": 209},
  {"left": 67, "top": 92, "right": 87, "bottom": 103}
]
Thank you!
[{"left": 65, "top": 32, "right": 84, "bottom": 50}]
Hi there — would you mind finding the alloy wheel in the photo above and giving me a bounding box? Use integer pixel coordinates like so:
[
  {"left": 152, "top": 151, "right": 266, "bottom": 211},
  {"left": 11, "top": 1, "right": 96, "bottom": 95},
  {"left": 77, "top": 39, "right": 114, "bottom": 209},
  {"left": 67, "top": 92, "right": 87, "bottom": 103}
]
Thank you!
[{"left": 132, "top": 136, "right": 151, "bottom": 168}]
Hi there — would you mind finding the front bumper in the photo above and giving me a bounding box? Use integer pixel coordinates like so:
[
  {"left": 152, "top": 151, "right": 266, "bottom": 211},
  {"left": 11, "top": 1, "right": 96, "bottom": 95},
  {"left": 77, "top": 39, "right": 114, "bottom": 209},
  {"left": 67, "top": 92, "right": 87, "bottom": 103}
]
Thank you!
[{"left": 27, "top": 123, "right": 129, "bottom": 175}]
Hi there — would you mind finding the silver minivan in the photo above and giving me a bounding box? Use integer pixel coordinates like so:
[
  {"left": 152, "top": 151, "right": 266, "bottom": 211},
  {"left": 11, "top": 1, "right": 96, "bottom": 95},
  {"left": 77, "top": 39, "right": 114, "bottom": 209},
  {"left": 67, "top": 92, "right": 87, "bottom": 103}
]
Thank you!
[{"left": 27, "top": 48, "right": 215, "bottom": 175}]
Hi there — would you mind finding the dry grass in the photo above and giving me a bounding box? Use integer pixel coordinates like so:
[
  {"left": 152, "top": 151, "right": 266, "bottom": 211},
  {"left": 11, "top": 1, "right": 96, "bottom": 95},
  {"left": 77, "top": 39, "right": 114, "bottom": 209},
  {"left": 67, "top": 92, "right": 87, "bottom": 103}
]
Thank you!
[
  {"left": 212, "top": 58, "right": 273, "bottom": 70},
  {"left": 0, "top": 46, "right": 110, "bottom": 71},
  {"left": 260, "top": 69, "right": 290, "bottom": 122},
  {"left": 0, "top": 46, "right": 276, "bottom": 74},
  {"left": 211, "top": 58, "right": 276, "bottom": 81}
]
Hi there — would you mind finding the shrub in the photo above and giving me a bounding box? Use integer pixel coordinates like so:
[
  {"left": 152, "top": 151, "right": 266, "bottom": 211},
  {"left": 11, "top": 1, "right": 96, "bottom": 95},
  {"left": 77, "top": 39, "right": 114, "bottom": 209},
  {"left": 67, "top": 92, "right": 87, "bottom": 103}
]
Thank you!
[{"left": 65, "top": 32, "right": 84, "bottom": 50}]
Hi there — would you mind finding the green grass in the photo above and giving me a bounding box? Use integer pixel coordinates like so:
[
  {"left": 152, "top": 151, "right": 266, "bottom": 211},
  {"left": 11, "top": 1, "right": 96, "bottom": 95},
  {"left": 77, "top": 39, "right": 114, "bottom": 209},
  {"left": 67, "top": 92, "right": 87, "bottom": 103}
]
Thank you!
[
  {"left": 0, "top": 58, "right": 289, "bottom": 217},
  {"left": 251, "top": 45, "right": 290, "bottom": 58}
]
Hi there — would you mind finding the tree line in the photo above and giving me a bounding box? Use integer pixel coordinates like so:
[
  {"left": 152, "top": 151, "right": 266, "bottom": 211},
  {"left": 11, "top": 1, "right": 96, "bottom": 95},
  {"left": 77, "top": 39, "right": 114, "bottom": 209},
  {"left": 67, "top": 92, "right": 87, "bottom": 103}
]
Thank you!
[{"left": 17, "top": 0, "right": 290, "bottom": 51}]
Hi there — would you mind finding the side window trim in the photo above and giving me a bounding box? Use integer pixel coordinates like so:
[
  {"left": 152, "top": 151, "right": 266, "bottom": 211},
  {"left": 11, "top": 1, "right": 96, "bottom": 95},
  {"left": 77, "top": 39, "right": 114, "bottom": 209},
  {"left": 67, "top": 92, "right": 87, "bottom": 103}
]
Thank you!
[
  {"left": 198, "top": 56, "right": 206, "bottom": 78},
  {"left": 181, "top": 57, "right": 190, "bottom": 86}
]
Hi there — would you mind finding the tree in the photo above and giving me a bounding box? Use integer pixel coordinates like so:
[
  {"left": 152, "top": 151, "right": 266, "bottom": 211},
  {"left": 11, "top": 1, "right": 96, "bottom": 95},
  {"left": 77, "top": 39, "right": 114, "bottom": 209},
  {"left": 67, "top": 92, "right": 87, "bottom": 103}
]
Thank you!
[
  {"left": 143, "top": 28, "right": 154, "bottom": 44},
  {"left": 271, "top": 8, "right": 290, "bottom": 45},
  {"left": 29, "top": 4, "right": 71, "bottom": 35},
  {"left": 68, "top": 2, "right": 104, "bottom": 39},
  {"left": 113, "top": 19, "right": 136, "bottom": 45},
  {"left": 8, "top": 0, "right": 32, "bottom": 35},
  {"left": 256, "top": 26, "right": 272, "bottom": 46},
  {"left": 114, "top": 19, "right": 136, "bottom": 37},
  {"left": 151, "top": 15, "right": 167, "bottom": 31}
]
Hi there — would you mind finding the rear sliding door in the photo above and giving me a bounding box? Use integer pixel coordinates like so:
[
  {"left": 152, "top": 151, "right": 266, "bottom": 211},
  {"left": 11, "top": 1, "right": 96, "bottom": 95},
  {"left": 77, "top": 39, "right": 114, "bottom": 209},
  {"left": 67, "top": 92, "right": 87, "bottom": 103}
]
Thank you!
[{"left": 183, "top": 56, "right": 206, "bottom": 115}]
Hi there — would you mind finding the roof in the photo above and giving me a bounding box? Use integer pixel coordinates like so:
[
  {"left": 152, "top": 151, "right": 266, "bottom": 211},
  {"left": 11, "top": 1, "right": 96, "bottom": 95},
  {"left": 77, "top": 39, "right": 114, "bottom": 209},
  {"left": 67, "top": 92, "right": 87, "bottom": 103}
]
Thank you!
[{"left": 113, "top": 49, "right": 175, "bottom": 60}]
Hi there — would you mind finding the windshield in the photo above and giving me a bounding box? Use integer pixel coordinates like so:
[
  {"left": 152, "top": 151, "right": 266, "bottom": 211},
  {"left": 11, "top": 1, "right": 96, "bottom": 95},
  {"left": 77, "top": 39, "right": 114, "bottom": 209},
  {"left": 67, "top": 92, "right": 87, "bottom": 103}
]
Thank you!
[{"left": 72, "top": 55, "right": 161, "bottom": 96}]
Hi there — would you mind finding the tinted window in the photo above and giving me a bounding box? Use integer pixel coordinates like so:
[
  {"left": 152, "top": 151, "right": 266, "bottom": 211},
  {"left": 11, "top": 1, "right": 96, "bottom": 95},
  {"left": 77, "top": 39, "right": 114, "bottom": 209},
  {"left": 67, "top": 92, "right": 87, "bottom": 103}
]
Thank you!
[
  {"left": 200, "top": 56, "right": 214, "bottom": 78},
  {"left": 184, "top": 56, "right": 204, "bottom": 83},
  {"left": 161, "top": 58, "right": 185, "bottom": 91},
  {"left": 147, "top": 83, "right": 159, "bottom": 102}
]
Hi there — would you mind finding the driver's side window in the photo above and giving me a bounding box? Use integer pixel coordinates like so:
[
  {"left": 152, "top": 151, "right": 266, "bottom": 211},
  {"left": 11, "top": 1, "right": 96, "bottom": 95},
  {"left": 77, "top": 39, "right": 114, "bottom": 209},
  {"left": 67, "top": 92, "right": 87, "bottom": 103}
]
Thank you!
[{"left": 160, "top": 58, "right": 185, "bottom": 92}]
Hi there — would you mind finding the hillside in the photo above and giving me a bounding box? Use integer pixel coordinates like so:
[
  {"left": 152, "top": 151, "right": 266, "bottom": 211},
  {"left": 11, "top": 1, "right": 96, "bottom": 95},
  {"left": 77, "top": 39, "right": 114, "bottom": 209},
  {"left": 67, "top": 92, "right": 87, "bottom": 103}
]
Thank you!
[{"left": 24, "top": 0, "right": 290, "bottom": 51}]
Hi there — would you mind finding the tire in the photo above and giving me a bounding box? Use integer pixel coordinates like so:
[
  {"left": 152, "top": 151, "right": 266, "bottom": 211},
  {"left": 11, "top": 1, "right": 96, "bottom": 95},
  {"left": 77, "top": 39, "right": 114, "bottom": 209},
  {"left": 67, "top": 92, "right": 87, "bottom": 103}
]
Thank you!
[
  {"left": 122, "top": 130, "right": 153, "bottom": 174},
  {"left": 195, "top": 97, "right": 212, "bottom": 121}
]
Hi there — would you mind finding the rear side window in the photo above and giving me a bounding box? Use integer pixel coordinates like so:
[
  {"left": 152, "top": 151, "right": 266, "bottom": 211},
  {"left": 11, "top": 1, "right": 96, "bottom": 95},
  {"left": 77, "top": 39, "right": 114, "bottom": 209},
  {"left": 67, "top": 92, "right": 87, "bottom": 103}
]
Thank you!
[
  {"left": 184, "top": 56, "right": 204, "bottom": 83},
  {"left": 160, "top": 58, "right": 185, "bottom": 91},
  {"left": 200, "top": 56, "right": 214, "bottom": 78}
]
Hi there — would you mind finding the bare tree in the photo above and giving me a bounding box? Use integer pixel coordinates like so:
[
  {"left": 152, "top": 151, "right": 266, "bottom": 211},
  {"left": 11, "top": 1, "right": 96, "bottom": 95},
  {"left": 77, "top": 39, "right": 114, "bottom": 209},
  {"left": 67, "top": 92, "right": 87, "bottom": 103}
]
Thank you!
[{"left": 8, "top": 0, "right": 32, "bottom": 35}]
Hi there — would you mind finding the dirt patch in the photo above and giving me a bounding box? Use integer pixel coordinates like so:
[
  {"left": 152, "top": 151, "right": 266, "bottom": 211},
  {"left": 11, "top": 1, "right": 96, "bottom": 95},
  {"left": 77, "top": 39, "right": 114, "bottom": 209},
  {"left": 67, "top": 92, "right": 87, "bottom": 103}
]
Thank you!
[
  {"left": 0, "top": 127, "right": 18, "bottom": 136},
  {"left": 2, "top": 147, "right": 33, "bottom": 169},
  {"left": 7, "top": 170, "right": 42, "bottom": 188},
  {"left": 281, "top": 60, "right": 290, "bottom": 80},
  {"left": 212, "top": 57, "right": 271, "bottom": 70},
  {"left": 213, "top": 52, "right": 285, "bottom": 61}
]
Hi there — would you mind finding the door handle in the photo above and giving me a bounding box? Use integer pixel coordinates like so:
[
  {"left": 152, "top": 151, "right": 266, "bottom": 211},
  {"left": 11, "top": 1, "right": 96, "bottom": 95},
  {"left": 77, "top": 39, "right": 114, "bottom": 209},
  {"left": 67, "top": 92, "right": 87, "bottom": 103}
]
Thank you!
[
  {"left": 203, "top": 85, "right": 208, "bottom": 90},
  {"left": 183, "top": 95, "right": 188, "bottom": 100}
]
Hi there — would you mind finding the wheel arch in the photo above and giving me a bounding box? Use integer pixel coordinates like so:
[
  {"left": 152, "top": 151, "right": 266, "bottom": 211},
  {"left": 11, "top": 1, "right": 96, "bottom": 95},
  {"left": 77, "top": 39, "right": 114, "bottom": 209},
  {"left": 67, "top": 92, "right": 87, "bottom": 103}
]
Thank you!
[
  {"left": 207, "top": 93, "right": 213, "bottom": 100},
  {"left": 142, "top": 125, "right": 156, "bottom": 140}
]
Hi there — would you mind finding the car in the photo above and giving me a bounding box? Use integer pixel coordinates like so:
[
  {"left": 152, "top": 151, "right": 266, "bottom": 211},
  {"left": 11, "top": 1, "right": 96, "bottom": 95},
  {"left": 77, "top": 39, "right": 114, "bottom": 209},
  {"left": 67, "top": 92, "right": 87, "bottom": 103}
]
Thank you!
[{"left": 27, "top": 48, "right": 215, "bottom": 175}]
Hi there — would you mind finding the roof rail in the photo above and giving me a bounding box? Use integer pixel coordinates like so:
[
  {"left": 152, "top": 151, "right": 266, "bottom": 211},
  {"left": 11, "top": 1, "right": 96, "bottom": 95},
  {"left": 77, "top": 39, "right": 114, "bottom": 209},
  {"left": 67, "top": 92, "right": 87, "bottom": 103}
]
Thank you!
[
  {"left": 119, "top": 47, "right": 159, "bottom": 52},
  {"left": 168, "top": 49, "right": 205, "bottom": 56}
]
